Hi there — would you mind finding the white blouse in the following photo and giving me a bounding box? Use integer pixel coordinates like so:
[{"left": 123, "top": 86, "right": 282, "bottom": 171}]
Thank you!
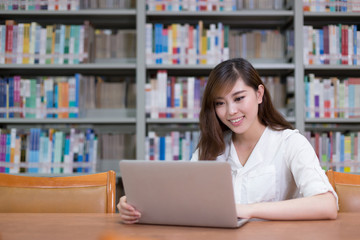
[{"left": 191, "top": 127, "right": 338, "bottom": 205}]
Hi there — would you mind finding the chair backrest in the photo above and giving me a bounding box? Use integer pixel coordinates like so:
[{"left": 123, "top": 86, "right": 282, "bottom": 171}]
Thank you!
[
  {"left": 326, "top": 169, "right": 360, "bottom": 212},
  {"left": 0, "top": 170, "right": 116, "bottom": 213}
]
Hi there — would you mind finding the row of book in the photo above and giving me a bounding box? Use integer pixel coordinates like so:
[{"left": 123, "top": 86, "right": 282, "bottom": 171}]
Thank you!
[
  {"left": 228, "top": 29, "right": 287, "bottom": 61},
  {"left": 305, "top": 131, "right": 360, "bottom": 173},
  {"left": 94, "top": 29, "right": 136, "bottom": 60},
  {"left": 145, "top": 71, "right": 208, "bottom": 119},
  {"left": 146, "top": 130, "right": 200, "bottom": 161},
  {"left": 0, "top": 128, "right": 98, "bottom": 174},
  {"left": 0, "top": 20, "right": 94, "bottom": 65},
  {"left": 304, "top": 75, "right": 360, "bottom": 119},
  {"left": 146, "top": 0, "right": 285, "bottom": 11},
  {"left": 0, "top": 75, "right": 80, "bottom": 119},
  {"left": 145, "top": 70, "right": 294, "bottom": 119},
  {"left": 303, "top": 24, "right": 360, "bottom": 65},
  {"left": 0, "top": 74, "right": 136, "bottom": 119},
  {"left": 303, "top": 0, "right": 360, "bottom": 12},
  {"left": 0, "top": 0, "right": 135, "bottom": 10},
  {"left": 146, "top": 22, "right": 230, "bottom": 65}
]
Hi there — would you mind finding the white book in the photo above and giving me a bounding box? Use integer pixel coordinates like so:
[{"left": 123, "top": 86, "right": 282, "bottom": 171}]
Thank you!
[
  {"left": 165, "top": 134, "right": 172, "bottom": 161},
  {"left": 167, "top": 27, "right": 172, "bottom": 65},
  {"left": 207, "top": 24, "right": 216, "bottom": 65},
  {"left": 145, "top": 23, "right": 153, "bottom": 65},
  {"left": 158, "top": 70, "right": 167, "bottom": 117},
  {"left": 187, "top": 77, "right": 195, "bottom": 119},
  {"left": 16, "top": 24, "right": 24, "bottom": 64},
  {"left": 150, "top": 78, "right": 158, "bottom": 118},
  {"left": 348, "top": 25, "right": 353, "bottom": 65},
  {"left": 0, "top": 25, "right": 6, "bottom": 64},
  {"left": 78, "top": 25, "right": 84, "bottom": 62},
  {"left": 39, "top": 28, "right": 47, "bottom": 64},
  {"left": 171, "top": 131, "right": 180, "bottom": 160}
]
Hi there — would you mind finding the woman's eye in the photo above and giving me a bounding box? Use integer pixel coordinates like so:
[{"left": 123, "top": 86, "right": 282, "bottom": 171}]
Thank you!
[
  {"left": 235, "top": 96, "right": 244, "bottom": 102},
  {"left": 215, "top": 102, "right": 224, "bottom": 106}
]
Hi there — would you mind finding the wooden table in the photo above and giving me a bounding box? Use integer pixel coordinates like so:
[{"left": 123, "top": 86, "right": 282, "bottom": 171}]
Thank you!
[{"left": 0, "top": 213, "right": 359, "bottom": 240}]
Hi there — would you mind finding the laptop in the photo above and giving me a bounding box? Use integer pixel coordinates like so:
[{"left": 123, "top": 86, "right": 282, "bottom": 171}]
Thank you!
[{"left": 119, "top": 160, "right": 249, "bottom": 228}]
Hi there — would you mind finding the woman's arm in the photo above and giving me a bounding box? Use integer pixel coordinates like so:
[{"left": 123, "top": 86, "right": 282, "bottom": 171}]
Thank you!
[{"left": 236, "top": 191, "right": 337, "bottom": 220}]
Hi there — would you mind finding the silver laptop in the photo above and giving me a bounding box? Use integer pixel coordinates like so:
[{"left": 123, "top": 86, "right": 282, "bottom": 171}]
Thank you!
[{"left": 119, "top": 160, "right": 249, "bottom": 228}]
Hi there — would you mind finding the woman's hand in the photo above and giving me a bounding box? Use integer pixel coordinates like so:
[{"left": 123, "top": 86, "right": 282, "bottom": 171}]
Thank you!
[{"left": 117, "top": 196, "right": 141, "bottom": 224}]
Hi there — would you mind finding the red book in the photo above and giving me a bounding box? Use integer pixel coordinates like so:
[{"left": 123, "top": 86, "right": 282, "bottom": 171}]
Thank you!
[
  {"left": 5, "top": 20, "right": 15, "bottom": 64},
  {"left": 342, "top": 25, "right": 348, "bottom": 65}
]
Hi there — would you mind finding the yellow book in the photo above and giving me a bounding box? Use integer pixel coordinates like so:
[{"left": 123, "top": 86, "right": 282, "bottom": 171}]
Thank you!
[
  {"left": 9, "top": 128, "right": 16, "bottom": 173},
  {"left": 201, "top": 29, "right": 207, "bottom": 65},
  {"left": 22, "top": 23, "right": 31, "bottom": 64},
  {"left": 51, "top": 28, "right": 56, "bottom": 64},
  {"left": 171, "top": 24, "right": 177, "bottom": 64},
  {"left": 344, "top": 135, "right": 351, "bottom": 173}
]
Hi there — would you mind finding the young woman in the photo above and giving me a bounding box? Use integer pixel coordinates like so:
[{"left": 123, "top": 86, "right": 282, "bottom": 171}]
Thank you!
[{"left": 118, "top": 58, "right": 338, "bottom": 223}]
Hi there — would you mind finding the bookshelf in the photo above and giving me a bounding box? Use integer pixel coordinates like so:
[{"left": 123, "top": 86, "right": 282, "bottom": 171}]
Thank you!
[
  {"left": 1, "top": 0, "right": 360, "bottom": 174},
  {"left": 302, "top": 0, "right": 360, "bottom": 172},
  {"left": 0, "top": 5, "right": 138, "bottom": 175}
]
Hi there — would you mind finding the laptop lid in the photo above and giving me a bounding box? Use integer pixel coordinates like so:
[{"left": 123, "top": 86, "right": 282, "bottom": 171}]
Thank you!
[{"left": 119, "top": 160, "right": 248, "bottom": 228}]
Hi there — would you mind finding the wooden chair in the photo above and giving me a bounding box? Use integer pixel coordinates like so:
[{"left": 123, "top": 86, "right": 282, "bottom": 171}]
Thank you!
[
  {"left": 0, "top": 170, "right": 116, "bottom": 213},
  {"left": 326, "top": 169, "right": 360, "bottom": 212}
]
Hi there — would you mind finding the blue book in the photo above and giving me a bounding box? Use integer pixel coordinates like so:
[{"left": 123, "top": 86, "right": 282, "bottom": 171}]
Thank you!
[
  {"left": 340, "top": 134, "right": 344, "bottom": 172},
  {"left": 166, "top": 78, "right": 171, "bottom": 118},
  {"left": 84, "top": 129, "right": 93, "bottom": 173},
  {"left": 159, "top": 136, "right": 165, "bottom": 160},
  {"left": 353, "top": 25, "right": 357, "bottom": 65},
  {"left": 319, "top": 29, "right": 324, "bottom": 64},
  {"left": 5, "top": 133, "right": 10, "bottom": 173},
  {"left": 54, "top": 82, "right": 58, "bottom": 118},
  {"left": 154, "top": 24, "right": 163, "bottom": 64},
  {"left": 74, "top": 74, "right": 80, "bottom": 117},
  {"left": 348, "top": 84, "right": 355, "bottom": 117},
  {"left": 162, "top": 28, "right": 168, "bottom": 64},
  {"left": 0, "top": 78, "right": 6, "bottom": 118},
  {"left": 45, "top": 79, "right": 54, "bottom": 118},
  {"left": 304, "top": 76, "right": 310, "bottom": 118},
  {"left": 8, "top": 77, "right": 14, "bottom": 118},
  {"left": 64, "top": 136, "right": 70, "bottom": 172}
]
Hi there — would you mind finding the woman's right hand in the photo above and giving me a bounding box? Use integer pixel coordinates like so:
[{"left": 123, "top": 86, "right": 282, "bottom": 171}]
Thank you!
[{"left": 117, "top": 196, "right": 141, "bottom": 224}]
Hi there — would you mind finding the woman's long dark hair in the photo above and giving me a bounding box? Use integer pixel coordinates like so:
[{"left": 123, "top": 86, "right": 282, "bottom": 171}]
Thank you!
[{"left": 198, "top": 58, "right": 293, "bottom": 160}]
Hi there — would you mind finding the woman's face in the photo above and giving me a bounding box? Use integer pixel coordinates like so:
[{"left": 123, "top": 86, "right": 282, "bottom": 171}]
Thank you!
[{"left": 214, "top": 78, "right": 264, "bottom": 135}]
